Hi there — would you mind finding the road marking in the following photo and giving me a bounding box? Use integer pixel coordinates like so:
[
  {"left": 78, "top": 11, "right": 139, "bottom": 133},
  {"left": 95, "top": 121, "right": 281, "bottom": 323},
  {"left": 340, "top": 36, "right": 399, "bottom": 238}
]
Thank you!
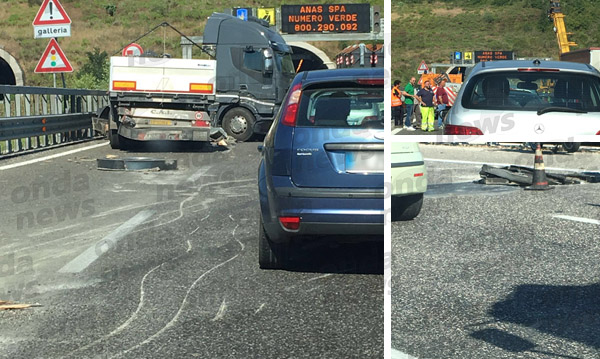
[
  {"left": 186, "top": 240, "right": 192, "bottom": 253},
  {"left": 391, "top": 348, "right": 418, "bottom": 359},
  {"left": 58, "top": 210, "right": 154, "bottom": 273},
  {"left": 425, "top": 158, "right": 598, "bottom": 173},
  {"left": 553, "top": 215, "right": 600, "bottom": 225},
  {"left": 0, "top": 142, "right": 108, "bottom": 171}
]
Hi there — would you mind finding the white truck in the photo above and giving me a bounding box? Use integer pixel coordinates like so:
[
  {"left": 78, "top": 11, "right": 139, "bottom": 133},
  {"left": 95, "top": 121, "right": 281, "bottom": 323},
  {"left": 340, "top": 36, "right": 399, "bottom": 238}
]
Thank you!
[{"left": 107, "top": 13, "right": 294, "bottom": 149}]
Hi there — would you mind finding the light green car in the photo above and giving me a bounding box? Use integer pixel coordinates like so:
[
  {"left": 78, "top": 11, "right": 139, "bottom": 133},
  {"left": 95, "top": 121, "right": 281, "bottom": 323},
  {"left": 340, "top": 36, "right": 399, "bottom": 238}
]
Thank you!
[{"left": 391, "top": 142, "right": 427, "bottom": 221}]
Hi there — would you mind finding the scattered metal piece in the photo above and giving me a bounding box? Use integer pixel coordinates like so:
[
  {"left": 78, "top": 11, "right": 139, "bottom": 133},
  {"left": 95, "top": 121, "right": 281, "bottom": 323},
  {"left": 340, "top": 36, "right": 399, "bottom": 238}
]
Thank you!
[
  {"left": 478, "top": 165, "right": 596, "bottom": 186},
  {"left": 97, "top": 157, "right": 177, "bottom": 171}
]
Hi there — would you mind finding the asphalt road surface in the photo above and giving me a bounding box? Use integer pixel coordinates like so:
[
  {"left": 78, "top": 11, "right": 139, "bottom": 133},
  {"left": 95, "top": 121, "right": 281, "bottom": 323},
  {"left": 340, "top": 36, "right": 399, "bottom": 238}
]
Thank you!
[
  {"left": 392, "top": 143, "right": 600, "bottom": 359},
  {"left": 0, "top": 139, "right": 383, "bottom": 358}
]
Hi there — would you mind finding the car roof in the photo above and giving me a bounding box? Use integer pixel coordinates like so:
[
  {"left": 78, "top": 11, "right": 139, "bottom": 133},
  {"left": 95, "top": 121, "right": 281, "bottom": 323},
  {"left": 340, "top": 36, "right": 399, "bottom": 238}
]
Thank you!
[
  {"left": 298, "top": 68, "right": 383, "bottom": 85},
  {"left": 469, "top": 60, "right": 600, "bottom": 76}
]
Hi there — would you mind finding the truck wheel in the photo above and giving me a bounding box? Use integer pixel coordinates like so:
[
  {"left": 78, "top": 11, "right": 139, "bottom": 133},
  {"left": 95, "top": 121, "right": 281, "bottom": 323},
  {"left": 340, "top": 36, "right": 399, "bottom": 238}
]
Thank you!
[
  {"left": 392, "top": 194, "right": 424, "bottom": 221},
  {"left": 259, "top": 216, "right": 287, "bottom": 270},
  {"left": 562, "top": 142, "right": 580, "bottom": 153},
  {"left": 222, "top": 108, "right": 255, "bottom": 142},
  {"left": 109, "top": 129, "right": 120, "bottom": 149}
]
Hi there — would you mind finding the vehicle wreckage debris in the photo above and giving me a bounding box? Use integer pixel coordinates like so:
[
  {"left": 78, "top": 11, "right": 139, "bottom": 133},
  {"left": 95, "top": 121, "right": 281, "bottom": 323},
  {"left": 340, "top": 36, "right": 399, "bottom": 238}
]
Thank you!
[
  {"left": 0, "top": 300, "right": 41, "bottom": 310},
  {"left": 478, "top": 165, "right": 600, "bottom": 186},
  {"left": 97, "top": 157, "right": 178, "bottom": 171}
]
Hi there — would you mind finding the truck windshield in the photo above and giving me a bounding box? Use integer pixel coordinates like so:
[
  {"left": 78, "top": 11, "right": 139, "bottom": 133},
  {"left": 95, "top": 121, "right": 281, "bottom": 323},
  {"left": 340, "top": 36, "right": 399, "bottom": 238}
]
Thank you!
[{"left": 276, "top": 52, "right": 296, "bottom": 76}]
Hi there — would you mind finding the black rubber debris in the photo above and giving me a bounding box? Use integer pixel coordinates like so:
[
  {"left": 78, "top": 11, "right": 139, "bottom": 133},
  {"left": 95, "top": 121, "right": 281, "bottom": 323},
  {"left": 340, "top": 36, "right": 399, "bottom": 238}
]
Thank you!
[{"left": 97, "top": 157, "right": 177, "bottom": 171}]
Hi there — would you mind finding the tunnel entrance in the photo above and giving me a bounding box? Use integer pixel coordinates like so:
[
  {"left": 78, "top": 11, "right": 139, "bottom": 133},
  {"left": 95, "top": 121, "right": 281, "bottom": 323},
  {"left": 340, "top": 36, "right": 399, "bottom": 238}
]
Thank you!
[
  {"left": 0, "top": 48, "right": 24, "bottom": 87},
  {"left": 0, "top": 57, "right": 16, "bottom": 85},
  {"left": 288, "top": 42, "right": 335, "bottom": 72}
]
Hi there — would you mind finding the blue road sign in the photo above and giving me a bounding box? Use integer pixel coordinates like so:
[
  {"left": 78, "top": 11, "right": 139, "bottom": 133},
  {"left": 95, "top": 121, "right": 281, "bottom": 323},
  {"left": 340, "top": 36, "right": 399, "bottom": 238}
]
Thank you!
[
  {"left": 454, "top": 51, "right": 462, "bottom": 61},
  {"left": 237, "top": 9, "right": 248, "bottom": 21}
]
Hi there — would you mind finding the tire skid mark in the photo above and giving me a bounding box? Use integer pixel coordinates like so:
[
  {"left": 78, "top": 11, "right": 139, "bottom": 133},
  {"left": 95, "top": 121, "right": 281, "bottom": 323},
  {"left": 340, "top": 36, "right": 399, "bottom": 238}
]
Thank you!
[
  {"left": 64, "top": 179, "right": 250, "bottom": 358},
  {"left": 113, "top": 224, "right": 244, "bottom": 358}
]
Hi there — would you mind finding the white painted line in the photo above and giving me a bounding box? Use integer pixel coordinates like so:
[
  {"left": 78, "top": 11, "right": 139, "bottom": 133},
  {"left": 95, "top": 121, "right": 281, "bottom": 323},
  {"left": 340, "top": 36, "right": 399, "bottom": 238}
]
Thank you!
[
  {"left": 425, "top": 158, "right": 599, "bottom": 173},
  {"left": 58, "top": 210, "right": 154, "bottom": 273},
  {"left": 391, "top": 348, "right": 418, "bottom": 359},
  {"left": 0, "top": 142, "right": 108, "bottom": 171},
  {"left": 553, "top": 215, "right": 600, "bottom": 225}
]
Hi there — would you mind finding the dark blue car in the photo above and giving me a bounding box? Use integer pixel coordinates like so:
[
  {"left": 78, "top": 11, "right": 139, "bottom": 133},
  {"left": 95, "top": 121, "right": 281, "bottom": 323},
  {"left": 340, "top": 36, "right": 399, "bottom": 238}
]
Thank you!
[{"left": 258, "top": 68, "right": 384, "bottom": 269}]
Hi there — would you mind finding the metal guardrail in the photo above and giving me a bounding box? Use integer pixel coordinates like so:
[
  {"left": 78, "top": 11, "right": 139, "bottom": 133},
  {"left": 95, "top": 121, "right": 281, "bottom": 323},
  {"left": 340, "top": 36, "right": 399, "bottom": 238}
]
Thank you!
[{"left": 0, "top": 85, "right": 109, "bottom": 156}]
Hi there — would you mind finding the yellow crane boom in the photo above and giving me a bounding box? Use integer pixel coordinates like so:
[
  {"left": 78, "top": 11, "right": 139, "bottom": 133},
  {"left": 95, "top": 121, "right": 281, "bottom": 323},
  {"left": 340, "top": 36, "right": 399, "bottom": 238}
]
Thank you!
[{"left": 548, "top": 0, "right": 577, "bottom": 55}]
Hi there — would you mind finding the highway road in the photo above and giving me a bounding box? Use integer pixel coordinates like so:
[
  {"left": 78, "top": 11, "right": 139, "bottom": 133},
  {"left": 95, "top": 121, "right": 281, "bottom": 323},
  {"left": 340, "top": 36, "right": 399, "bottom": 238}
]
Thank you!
[
  {"left": 0, "top": 139, "right": 383, "bottom": 358},
  {"left": 392, "top": 143, "right": 600, "bottom": 359}
]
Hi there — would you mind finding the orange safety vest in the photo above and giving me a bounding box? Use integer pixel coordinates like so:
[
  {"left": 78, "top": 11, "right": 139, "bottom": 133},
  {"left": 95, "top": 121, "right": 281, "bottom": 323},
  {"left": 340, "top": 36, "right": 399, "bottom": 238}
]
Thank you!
[{"left": 391, "top": 86, "right": 402, "bottom": 107}]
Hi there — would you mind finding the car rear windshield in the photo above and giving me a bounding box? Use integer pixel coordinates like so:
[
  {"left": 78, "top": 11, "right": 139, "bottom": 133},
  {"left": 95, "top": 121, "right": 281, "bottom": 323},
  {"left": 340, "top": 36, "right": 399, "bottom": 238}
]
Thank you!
[
  {"left": 296, "top": 85, "right": 383, "bottom": 128},
  {"left": 462, "top": 71, "right": 600, "bottom": 112}
]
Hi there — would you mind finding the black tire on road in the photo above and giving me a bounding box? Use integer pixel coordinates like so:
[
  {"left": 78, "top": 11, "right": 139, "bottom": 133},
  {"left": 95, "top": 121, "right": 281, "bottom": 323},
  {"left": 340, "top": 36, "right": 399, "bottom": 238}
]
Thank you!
[
  {"left": 259, "top": 216, "right": 287, "bottom": 270},
  {"left": 222, "top": 107, "right": 256, "bottom": 142},
  {"left": 392, "top": 194, "right": 424, "bottom": 221},
  {"left": 562, "top": 142, "right": 581, "bottom": 153},
  {"left": 109, "top": 129, "right": 120, "bottom": 149}
]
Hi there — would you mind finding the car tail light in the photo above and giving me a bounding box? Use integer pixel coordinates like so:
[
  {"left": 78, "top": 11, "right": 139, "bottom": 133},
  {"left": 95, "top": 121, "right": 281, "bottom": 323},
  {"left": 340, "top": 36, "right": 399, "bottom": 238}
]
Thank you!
[
  {"left": 281, "top": 83, "right": 303, "bottom": 127},
  {"left": 279, "top": 216, "right": 300, "bottom": 230},
  {"left": 357, "top": 78, "right": 384, "bottom": 85},
  {"left": 596, "top": 130, "right": 600, "bottom": 135},
  {"left": 444, "top": 124, "right": 483, "bottom": 136},
  {"left": 517, "top": 68, "right": 560, "bottom": 72},
  {"left": 414, "top": 173, "right": 424, "bottom": 177}
]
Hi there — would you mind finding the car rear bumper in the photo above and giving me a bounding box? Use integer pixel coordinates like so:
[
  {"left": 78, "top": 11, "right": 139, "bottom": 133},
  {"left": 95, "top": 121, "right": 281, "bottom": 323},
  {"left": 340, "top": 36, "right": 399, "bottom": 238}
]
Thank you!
[
  {"left": 391, "top": 162, "right": 427, "bottom": 196},
  {"left": 260, "top": 175, "right": 384, "bottom": 243}
]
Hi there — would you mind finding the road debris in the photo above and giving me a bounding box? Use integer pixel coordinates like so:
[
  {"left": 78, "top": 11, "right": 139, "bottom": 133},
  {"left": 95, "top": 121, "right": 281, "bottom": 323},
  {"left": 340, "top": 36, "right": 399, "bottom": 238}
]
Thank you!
[
  {"left": 479, "top": 165, "right": 600, "bottom": 186},
  {"left": 0, "top": 300, "right": 41, "bottom": 310},
  {"left": 97, "top": 157, "right": 178, "bottom": 171}
]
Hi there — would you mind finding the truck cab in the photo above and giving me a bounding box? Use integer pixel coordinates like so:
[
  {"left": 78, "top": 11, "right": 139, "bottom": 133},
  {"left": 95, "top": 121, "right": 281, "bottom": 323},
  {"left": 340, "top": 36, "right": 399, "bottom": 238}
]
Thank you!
[{"left": 203, "top": 13, "right": 295, "bottom": 140}]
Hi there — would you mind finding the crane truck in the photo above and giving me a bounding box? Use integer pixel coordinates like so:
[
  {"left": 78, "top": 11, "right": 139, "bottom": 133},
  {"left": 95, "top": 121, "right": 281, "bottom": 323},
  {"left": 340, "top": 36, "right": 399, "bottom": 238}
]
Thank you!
[{"left": 107, "top": 12, "right": 295, "bottom": 149}]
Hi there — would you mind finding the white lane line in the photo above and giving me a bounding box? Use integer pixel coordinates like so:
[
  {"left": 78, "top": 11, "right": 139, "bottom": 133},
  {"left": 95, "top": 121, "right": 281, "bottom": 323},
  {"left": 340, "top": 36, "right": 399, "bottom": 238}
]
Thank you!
[
  {"left": 189, "top": 226, "right": 200, "bottom": 235},
  {"left": 425, "top": 158, "right": 599, "bottom": 173},
  {"left": 186, "top": 166, "right": 212, "bottom": 183},
  {"left": 0, "top": 142, "right": 108, "bottom": 171},
  {"left": 391, "top": 348, "right": 418, "bottom": 359},
  {"left": 553, "top": 215, "right": 600, "bottom": 225},
  {"left": 58, "top": 210, "right": 154, "bottom": 273}
]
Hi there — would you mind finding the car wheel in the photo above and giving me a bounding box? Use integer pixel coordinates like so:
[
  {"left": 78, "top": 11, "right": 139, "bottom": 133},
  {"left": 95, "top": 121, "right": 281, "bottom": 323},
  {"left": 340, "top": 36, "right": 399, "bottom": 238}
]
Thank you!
[
  {"left": 562, "top": 142, "right": 580, "bottom": 153},
  {"left": 222, "top": 107, "right": 255, "bottom": 142},
  {"left": 392, "top": 194, "right": 424, "bottom": 221},
  {"left": 258, "top": 216, "right": 287, "bottom": 269},
  {"left": 109, "top": 129, "right": 120, "bottom": 149}
]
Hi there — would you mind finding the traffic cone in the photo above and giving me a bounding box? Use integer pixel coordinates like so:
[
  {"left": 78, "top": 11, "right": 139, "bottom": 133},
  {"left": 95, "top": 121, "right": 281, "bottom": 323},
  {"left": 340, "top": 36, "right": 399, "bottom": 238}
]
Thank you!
[{"left": 525, "top": 143, "right": 553, "bottom": 191}]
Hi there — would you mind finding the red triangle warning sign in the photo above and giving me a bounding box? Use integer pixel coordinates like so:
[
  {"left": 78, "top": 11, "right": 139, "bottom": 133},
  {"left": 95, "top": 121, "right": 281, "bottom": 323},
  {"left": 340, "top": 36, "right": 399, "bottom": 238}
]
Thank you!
[
  {"left": 417, "top": 60, "right": 429, "bottom": 72},
  {"left": 32, "top": 0, "right": 71, "bottom": 26},
  {"left": 34, "top": 38, "right": 73, "bottom": 73}
]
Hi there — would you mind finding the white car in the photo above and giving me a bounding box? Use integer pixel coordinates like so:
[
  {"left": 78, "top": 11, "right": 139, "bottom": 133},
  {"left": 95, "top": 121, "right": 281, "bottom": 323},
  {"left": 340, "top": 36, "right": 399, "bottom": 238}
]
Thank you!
[
  {"left": 445, "top": 60, "right": 600, "bottom": 136},
  {"left": 391, "top": 142, "right": 427, "bottom": 221}
]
